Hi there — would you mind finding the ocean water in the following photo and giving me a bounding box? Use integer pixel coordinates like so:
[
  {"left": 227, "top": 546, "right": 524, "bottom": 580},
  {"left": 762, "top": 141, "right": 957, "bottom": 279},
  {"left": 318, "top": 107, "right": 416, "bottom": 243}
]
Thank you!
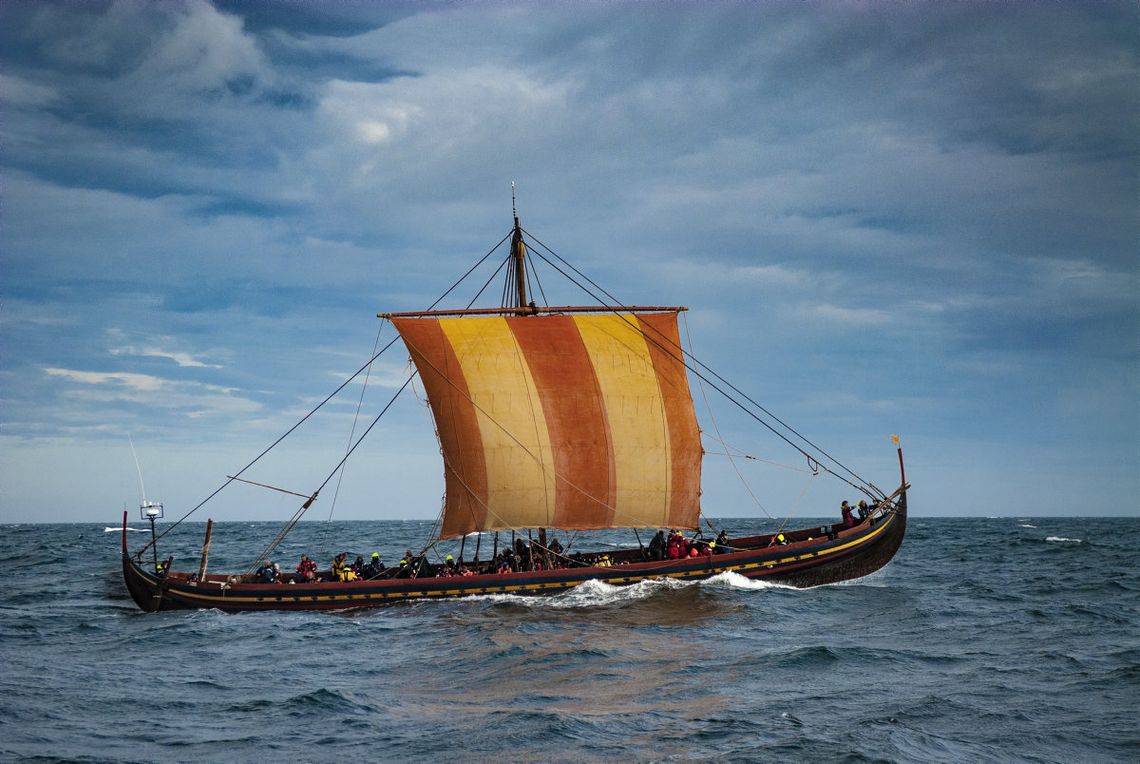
[{"left": 0, "top": 517, "right": 1136, "bottom": 762}]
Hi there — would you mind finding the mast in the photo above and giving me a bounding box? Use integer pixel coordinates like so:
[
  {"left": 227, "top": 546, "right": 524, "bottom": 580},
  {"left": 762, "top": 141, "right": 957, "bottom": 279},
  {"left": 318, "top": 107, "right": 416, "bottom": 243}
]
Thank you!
[
  {"left": 512, "top": 183, "right": 541, "bottom": 545},
  {"left": 511, "top": 182, "right": 528, "bottom": 311}
]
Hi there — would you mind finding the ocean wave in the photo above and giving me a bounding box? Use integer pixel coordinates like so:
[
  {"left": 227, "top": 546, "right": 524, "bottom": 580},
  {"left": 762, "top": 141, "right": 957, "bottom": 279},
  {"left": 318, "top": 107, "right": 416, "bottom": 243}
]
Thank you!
[
  {"left": 465, "top": 577, "right": 687, "bottom": 609},
  {"left": 105, "top": 527, "right": 149, "bottom": 532},
  {"left": 6, "top": 516, "right": 1139, "bottom": 762},
  {"left": 1045, "top": 536, "right": 1082, "bottom": 543},
  {"left": 1019, "top": 523, "right": 1037, "bottom": 528},
  {"left": 458, "top": 570, "right": 794, "bottom": 610},
  {"left": 700, "top": 570, "right": 797, "bottom": 591}
]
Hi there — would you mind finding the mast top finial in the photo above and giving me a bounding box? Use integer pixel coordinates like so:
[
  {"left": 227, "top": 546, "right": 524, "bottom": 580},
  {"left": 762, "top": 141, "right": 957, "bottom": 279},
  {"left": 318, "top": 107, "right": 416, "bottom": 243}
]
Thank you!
[{"left": 511, "top": 181, "right": 517, "bottom": 219}]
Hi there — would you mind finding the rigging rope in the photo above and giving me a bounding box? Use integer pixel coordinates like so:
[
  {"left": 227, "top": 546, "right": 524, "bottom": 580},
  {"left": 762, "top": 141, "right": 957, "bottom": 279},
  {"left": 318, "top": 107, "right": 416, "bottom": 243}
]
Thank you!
[
  {"left": 683, "top": 312, "right": 777, "bottom": 521},
  {"left": 319, "top": 319, "right": 388, "bottom": 561},
  {"left": 136, "top": 231, "right": 513, "bottom": 560},
  {"left": 138, "top": 335, "right": 403, "bottom": 559},
  {"left": 252, "top": 237, "right": 520, "bottom": 566},
  {"left": 520, "top": 227, "right": 882, "bottom": 500},
  {"left": 702, "top": 450, "right": 818, "bottom": 473},
  {"left": 525, "top": 250, "right": 549, "bottom": 307},
  {"left": 245, "top": 373, "right": 416, "bottom": 571}
]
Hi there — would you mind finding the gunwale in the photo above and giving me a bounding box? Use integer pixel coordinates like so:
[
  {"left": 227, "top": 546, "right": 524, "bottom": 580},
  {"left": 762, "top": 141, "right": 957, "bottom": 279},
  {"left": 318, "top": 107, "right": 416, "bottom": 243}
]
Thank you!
[{"left": 121, "top": 496, "right": 906, "bottom": 613}]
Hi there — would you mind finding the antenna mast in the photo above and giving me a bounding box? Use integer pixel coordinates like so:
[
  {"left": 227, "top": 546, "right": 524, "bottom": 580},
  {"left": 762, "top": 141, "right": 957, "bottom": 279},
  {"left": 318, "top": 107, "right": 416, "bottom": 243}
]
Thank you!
[{"left": 128, "top": 434, "right": 148, "bottom": 505}]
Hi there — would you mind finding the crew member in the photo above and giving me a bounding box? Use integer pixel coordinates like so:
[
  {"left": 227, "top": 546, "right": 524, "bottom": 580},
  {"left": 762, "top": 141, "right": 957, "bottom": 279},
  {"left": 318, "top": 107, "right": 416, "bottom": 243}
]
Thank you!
[
  {"left": 256, "top": 560, "right": 277, "bottom": 583},
  {"left": 840, "top": 501, "right": 855, "bottom": 528},
  {"left": 331, "top": 552, "right": 348, "bottom": 581}
]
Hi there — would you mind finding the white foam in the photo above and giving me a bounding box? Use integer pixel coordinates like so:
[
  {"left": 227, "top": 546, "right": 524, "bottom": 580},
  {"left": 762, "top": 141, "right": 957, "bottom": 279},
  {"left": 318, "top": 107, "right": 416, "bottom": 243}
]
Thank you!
[
  {"left": 700, "top": 570, "right": 796, "bottom": 591},
  {"left": 106, "top": 526, "right": 148, "bottom": 532},
  {"left": 460, "top": 570, "right": 793, "bottom": 609},
  {"left": 464, "top": 577, "right": 681, "bottom": 609},
  {"left": 1045, "top": 536, "right": 1081, "bottom": 543},
  {"left": 1019, "top": 523, "right": 1037, "bottom": 528}
]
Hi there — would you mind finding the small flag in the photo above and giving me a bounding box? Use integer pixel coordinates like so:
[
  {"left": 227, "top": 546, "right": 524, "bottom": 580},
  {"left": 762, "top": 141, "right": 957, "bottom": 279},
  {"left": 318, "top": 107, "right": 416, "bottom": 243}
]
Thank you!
[{"left": 890, "top": 434, "right": 900, "bottom": 446}]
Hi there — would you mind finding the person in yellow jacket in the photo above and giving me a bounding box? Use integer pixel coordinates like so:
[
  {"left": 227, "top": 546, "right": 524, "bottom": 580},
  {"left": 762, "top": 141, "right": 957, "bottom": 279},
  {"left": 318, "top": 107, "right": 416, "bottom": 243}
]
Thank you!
[{"left": 331, "top": 552, "right": 348, "bottom": 581}]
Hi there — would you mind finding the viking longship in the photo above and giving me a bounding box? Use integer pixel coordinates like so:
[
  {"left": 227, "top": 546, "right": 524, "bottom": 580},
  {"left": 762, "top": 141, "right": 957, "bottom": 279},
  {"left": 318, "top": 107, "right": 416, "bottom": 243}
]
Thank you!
[{"left": 121, "top": 206, "right": 908, "bottom": 613}]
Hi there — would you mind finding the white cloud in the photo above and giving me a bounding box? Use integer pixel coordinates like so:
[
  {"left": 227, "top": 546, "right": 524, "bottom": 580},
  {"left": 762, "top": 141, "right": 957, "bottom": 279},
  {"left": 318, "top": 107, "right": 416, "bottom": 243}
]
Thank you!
[
  {"left": 45, "top": 368, "right": 166, "bottom": 392},
  {"left": 43, "top": 366, "right": 261, "bottom": 418},
  {"left": 329, "top": 360, "right": 414, "bottom": 391},
  {"left": 117, "top": 0, "right": 273, "bottom": 111},
  {"left": 109, "top": 344, "right": 222, "bottom": 369}
]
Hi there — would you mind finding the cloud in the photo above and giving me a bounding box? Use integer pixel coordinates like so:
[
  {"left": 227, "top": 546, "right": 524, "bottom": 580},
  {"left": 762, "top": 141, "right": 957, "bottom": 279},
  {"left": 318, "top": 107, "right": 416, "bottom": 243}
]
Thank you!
[
  {"left": 109, "top": 344, "right": 223, "bottom": 369},
  {"left": 42, "top": 366, "right": 261, "bottom": 419},
  {"left": 45, "top": 367, "right": 167, "bottom": 393},
  {"left": 0, "top": 1, "right": 1135, "bottom": 520},
  {"left": 329, "top": 360, "right": 415, "bottom": 391}
]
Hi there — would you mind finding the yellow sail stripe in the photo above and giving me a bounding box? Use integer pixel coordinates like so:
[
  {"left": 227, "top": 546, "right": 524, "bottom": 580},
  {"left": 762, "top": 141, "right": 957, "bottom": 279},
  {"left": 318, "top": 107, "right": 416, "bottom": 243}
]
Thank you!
[{"left": 573, "top": 313, "right": 671, "bottom": 527}]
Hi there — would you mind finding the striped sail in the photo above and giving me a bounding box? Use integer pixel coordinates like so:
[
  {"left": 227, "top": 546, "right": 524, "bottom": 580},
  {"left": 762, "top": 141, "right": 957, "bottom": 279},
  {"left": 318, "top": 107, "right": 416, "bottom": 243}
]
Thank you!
[{"left": 392, "top": 312, "right": 702, "bottom": 537}]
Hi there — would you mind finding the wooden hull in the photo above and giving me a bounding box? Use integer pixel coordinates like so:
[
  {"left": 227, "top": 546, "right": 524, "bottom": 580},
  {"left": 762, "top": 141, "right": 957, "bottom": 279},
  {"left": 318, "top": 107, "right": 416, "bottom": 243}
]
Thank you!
[{"left": 121, "top": 495, "right": 907, "bottom": 613}]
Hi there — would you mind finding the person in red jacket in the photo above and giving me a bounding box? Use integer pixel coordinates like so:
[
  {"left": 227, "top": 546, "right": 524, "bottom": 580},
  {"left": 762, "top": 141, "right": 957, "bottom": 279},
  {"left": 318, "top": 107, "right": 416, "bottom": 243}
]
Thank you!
[
  {"left": 840, "top": 501, "right": 855, "bottom": 528},
  {"left": 296, "top": 554, "right": 318, "bottom": 582}
]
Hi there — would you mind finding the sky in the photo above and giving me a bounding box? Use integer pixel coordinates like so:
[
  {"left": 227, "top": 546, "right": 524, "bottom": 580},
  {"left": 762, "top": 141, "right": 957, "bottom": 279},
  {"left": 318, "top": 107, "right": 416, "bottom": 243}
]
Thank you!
[{"left": 1, "top": 0, "right": 1136, "bottom": 524}]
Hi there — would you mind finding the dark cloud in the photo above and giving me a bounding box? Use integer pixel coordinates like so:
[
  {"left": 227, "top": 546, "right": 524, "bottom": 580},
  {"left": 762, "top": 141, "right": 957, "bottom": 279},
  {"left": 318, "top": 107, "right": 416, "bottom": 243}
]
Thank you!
[{"left": 0, "top": 0, "right": 1135, "bottom": 519}]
